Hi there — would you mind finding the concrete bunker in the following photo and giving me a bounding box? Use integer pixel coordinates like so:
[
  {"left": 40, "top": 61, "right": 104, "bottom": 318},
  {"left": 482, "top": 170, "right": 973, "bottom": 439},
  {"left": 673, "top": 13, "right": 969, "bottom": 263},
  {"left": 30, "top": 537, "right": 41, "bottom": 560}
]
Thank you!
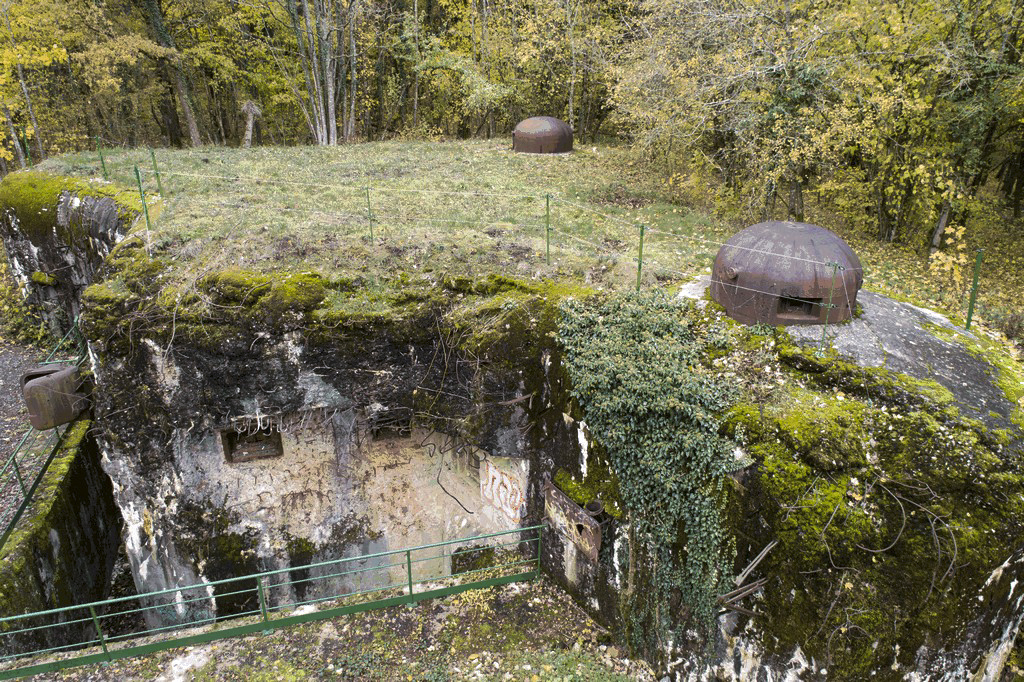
[{"left": 710, "top": 220, "right": 863, "bottom": 326}]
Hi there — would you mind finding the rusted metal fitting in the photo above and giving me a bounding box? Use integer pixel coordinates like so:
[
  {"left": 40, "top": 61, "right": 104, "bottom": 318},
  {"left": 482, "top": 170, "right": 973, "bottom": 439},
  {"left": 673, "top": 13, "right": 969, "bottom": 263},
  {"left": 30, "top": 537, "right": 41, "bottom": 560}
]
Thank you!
[
  {"left": 512, "top": 117, "right": 573, "bottom": 154},
  {"left": 21, "top": 365, "right": 88, "bottom": 431},
  {"left": 710, "top": 221, "right": 863, "bottom": 326}
]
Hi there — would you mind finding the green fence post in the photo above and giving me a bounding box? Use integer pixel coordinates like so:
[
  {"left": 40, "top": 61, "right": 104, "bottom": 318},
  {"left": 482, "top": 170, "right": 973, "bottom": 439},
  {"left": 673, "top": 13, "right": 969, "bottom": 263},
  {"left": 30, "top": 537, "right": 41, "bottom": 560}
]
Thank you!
[
  {"left": 88, "top": 606, "right": 110, "bottom": 661},
  {"left": 134, "top": 166, "right": 153, "bottom": 255},
  {"left": 965, "top": 249, "right": 984, "bottom": 331},
  {"left": 406, "top": 550, "right": 414, "bottom": 604},
  {"left": 11, "top": 453, "right": 27, "bottom": 497},
  {"left": 96, "top": 137, "right": 108, "bottom": 180},
  {"left": 636, "top": 224, "right": 646, "bottom": 291},
  {"left": 150, "top": 148, "right": 163, "bottom": 195},
  {"left": 256, "top": 576, "right": 272, "bottom": 633},
  {"left": 545, "top": 194, "right": 551, "bottom": 265},
  {"left": 20, "top": 126, "right": 30, "bottom": 166},
  {"left": 364, "top": 187, "right": 374, "bottom": 242},
  {"left": 535, "top": 527, "right": 543, "bottom": 573},
  {"left": 817, "top": 262, "right": 841, "bottom": 355}
]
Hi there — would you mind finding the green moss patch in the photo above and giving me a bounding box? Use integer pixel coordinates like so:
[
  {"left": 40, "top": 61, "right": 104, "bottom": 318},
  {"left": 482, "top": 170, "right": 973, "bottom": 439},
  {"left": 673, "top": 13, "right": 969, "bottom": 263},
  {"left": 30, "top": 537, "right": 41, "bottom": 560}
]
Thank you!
[
  {"left": 0, "top": 171, "right": 143, "bottom": 245},
  {"left": 29, "top": 271, "right": 57, "bottom": 286},
  {"left": 553, "top": 456, "right": 623, "bottom": 519},
  {"left": 720, "top": 321, "right": 1024, "bottom": 679}
]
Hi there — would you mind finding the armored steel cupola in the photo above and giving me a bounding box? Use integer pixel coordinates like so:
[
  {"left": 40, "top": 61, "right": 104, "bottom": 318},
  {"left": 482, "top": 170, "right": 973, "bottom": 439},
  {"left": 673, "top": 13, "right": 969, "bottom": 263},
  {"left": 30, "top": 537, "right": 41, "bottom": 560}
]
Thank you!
[
  {"left": 710, "top": 221, "right": 863, "bottom": 326},
  {"left": 512, "top": 117, "right": 573, "bottom": 154}
]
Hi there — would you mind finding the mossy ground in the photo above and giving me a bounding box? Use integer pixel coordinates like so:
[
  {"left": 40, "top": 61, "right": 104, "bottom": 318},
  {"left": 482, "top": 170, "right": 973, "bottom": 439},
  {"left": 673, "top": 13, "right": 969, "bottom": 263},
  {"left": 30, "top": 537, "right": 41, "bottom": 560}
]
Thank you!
[
  {"left": 26, "top": 577, "right": 652, "bottom": 682},
  {"left": 30, "top": 140, "right": 1024, "bottom": 330},
  {"left": 0, "top": 171, "right": 144, "bottom": 245}
]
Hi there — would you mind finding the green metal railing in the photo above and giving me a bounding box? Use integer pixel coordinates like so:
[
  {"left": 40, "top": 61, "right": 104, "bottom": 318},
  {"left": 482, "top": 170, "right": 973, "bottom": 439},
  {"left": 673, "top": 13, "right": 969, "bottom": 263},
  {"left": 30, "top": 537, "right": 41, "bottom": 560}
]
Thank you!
[
  {"left": 0, "top": 323, "right": 87, "bottom": 553},
  {"left": 0, "top": 524, "right": 544, "bottom": 679}
]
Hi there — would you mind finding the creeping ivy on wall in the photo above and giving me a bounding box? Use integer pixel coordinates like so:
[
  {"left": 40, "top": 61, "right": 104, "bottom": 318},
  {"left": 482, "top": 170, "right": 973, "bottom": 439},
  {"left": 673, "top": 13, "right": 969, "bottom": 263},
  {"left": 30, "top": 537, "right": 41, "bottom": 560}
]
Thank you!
[{"left": 557, "top": 291, "right": 739, "bottom": 657}]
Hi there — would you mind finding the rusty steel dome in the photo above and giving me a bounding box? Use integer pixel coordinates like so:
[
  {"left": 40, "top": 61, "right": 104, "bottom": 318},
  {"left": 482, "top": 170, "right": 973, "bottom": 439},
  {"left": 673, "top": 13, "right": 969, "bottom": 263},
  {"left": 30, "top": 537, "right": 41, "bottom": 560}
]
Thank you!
[
  {"left": 512, "top": 117, "right": 573, "bottom": 154},
  {"left": 710, "top": 221, "right": 863, "bottom": 326}
]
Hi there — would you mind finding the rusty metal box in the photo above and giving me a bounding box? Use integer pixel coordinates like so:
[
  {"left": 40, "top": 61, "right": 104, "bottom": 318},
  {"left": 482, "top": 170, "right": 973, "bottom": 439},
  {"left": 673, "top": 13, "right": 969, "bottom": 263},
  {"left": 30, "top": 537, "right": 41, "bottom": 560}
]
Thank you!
[{"left": 21, "top": 365, "right": 87, "bottom": 431}]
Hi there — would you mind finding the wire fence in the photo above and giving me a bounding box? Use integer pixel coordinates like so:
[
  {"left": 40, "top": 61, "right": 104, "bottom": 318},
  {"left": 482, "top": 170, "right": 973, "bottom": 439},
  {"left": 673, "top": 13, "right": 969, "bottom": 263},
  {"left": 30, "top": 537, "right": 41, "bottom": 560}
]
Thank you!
[
  {"left": 0, "top": 524, "right": 544, "bottom": 680},
  {"left": 82, "top": 146, "right": 983, "bottom": 344}
]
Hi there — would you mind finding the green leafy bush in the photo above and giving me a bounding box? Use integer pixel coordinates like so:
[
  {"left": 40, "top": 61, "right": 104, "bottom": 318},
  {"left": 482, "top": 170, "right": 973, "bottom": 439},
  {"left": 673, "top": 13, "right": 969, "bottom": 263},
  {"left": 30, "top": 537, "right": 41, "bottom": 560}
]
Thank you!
[{"left": 558, "top": 290, "right": 738, "bottom": 656}]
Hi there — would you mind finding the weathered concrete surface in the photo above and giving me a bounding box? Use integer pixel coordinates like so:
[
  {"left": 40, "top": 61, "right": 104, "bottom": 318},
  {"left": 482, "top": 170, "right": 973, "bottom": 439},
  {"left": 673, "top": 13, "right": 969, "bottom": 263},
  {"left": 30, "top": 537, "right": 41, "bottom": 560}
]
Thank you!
[
  {"left": 681, "top": 277, "right": 1022, "bottom": 438},
  {"left": 788, "top": 290, "right": 1020, "bottom": 433},
  {"left": 94, "top": 323, "right": 534, "bottom": 624}
]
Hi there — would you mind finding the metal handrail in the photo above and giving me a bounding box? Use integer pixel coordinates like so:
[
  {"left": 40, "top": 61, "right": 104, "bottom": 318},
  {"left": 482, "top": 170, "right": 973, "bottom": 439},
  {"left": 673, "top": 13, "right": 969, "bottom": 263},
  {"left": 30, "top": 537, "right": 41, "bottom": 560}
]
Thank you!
[
  {"left": 0, "top": 321, "right": 88, "bottom": 554},
  {"left": 0, "top": 525, "right": 544, "bottom": 680}
]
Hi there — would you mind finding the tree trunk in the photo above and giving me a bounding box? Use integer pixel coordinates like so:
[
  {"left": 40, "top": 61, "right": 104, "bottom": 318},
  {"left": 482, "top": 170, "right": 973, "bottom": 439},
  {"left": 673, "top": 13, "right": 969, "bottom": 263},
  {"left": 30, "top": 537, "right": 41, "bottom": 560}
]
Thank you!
[
  {"left": 323, "top": 0, "right": 337, "bottom": 145},
  {"left": 300, "top": 0, "right": 327, "bottom": 145},
  {"left": 347, "top": 1, "right": 358, "bottom": 140},
  {"left": 2, "top": 103, "right": 25, "bottom": 168},
  {"left": 15, "top": 63, "right": 43, "bottom": 160},
  {"left": 413, "top": 0, "right": 420, "bottom": 128},
  {"left": 789, "top": 180, "right": 804, "bottom": 222},
  {"left": 138, "top": 0, "right": 202, "bottom": 147},
  {"left": 1, "top": 9, "right": 44, "bottom": 160},
  {"left": 158, "top": 80, "right": 184, "bottom": 147},
  {"left": 929, "top": 200, "right": 951, "bottom": 254},
  {"left": 244, "top": 115, "right": 255, "bottom": 148}
]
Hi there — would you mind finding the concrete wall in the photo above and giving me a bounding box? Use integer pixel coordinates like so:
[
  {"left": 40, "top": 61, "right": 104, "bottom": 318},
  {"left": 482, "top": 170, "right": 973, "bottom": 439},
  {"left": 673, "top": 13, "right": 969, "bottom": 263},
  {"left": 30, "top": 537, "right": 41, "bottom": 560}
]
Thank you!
[{"left": 0, "top": 419, "right": 122, "bottom": 656}]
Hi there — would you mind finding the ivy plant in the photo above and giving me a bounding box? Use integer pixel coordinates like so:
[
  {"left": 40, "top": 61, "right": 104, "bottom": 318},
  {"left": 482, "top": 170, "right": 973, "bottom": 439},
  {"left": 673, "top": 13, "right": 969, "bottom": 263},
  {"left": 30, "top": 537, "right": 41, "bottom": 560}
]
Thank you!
[{"left": 557, "top": 290, "right": 738, "bottom": 656}]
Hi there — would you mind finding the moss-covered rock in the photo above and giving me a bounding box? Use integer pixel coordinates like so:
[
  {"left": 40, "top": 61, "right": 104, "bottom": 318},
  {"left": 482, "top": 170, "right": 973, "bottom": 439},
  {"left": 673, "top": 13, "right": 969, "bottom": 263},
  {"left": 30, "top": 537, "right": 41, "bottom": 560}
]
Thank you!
[
  {"left": 720, "top": 320, "right": 1024, "bottom": 680},
  {"left": 0, "top": 171, "right": 144, "bottom": 336}
]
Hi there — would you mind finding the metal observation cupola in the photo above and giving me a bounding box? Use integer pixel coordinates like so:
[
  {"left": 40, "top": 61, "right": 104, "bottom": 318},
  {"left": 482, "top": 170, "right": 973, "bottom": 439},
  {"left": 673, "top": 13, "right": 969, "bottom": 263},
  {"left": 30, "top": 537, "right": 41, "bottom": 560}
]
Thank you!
[
  {"left": 512, "top": 117, "right": 573, "bottom": 154},
  {"left": 710, "top": 221, "right": 863, "bottom": 326}
]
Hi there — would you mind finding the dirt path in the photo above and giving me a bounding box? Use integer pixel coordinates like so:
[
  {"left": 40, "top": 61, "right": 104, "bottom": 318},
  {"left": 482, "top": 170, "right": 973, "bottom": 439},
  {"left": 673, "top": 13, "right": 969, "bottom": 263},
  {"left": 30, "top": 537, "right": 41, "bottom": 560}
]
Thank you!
[{"left": 0, "top": 339, "right": 34, "bottom": 461}]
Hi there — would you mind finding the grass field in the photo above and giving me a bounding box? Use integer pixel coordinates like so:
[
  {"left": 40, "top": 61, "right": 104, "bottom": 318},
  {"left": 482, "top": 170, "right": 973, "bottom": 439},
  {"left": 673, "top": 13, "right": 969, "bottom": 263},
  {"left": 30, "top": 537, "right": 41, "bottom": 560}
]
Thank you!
[{"left": 37, "top": 138, "right": 1023, "bottom": 331}]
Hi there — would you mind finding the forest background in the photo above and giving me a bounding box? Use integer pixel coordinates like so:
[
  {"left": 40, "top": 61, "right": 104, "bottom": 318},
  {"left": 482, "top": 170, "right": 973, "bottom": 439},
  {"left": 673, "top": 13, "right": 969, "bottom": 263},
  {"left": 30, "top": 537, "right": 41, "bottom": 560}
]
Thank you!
[{"left": 1, "top": 0, "right": 1023, "bottom": 332}]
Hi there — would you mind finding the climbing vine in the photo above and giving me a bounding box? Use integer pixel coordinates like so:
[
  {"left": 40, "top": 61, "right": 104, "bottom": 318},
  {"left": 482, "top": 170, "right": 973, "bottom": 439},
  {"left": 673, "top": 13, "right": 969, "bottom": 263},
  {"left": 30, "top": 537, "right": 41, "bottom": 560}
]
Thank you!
[{"left": 557, "top": 291, "right": 739, "bottom": 656}]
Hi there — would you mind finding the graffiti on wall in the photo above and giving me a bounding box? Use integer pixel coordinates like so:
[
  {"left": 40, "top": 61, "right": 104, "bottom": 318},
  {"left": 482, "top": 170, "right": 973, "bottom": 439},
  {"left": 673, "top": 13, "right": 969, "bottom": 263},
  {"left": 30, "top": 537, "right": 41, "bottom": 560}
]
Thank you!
[{"left": 480, "top": 459, "right": 525, "bottom": 522}]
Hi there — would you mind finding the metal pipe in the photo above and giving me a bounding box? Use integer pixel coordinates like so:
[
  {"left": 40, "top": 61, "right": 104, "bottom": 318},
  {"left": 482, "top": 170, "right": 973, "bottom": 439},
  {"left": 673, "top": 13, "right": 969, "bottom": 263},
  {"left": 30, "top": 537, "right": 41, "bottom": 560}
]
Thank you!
[
  {"left": 96, "top": 137, "right": 108, "bottom": 180},
  {"left": 364, "top": 187, "right": 374, "bottom": 241},
  {"left": 134, "top": 166, "right": 152, "bottom": 256},
  {"left": 406, "top": 550, "right": 414, "bottom": 603},
  {"left": 545, "top": 194, "right": 551, "bottom": 265},
  {"left": 88, "top": 606, "right": 110, "bottom": 660},
  {"left": 150, "top": 148, "right": 163, "bottom": 195}
]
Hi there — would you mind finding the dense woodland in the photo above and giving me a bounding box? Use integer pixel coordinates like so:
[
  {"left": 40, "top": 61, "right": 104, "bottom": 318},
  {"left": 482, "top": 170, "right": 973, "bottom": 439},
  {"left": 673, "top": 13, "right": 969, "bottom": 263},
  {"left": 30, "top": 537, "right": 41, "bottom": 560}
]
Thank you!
[{"left": 3, "top": 0, "right": 1024, "bottom": 254}]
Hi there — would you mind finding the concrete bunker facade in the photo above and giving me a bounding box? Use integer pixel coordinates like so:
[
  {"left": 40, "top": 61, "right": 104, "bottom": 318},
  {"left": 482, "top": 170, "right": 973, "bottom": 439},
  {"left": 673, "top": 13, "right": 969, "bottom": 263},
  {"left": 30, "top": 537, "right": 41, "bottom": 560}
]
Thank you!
[
  {"left": 0, "top": 170, "right": 625, "bottom": 636},
  {"left": 75, "top": 272, "right": 620, "bottom": 628},
  {"left": 710, "top": 220, "right": 863, "bottom": 326}
]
